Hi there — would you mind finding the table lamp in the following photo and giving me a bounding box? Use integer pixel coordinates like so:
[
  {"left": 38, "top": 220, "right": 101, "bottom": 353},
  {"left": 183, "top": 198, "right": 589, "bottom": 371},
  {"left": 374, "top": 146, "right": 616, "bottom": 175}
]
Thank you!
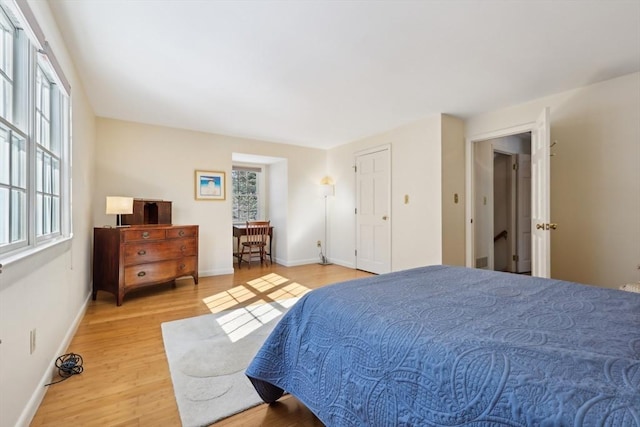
[{"left": 106, "top": 196, "right": 134, "bottom": 227}]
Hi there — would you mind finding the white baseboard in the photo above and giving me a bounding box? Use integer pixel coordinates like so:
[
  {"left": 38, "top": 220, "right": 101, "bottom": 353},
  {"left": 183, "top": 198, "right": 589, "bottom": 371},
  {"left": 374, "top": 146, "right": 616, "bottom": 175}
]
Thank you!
[
  {"left": 197, "top": 267, "right": 235, "bottom": 277},
  {"left": 16, "top": 291, "right": 92, "bottom": 427}
]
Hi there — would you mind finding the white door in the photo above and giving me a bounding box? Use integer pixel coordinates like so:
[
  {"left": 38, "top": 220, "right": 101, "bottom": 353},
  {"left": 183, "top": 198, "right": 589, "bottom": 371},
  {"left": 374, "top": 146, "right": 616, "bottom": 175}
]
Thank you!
[
  {"left": 355, "top": 147, "right": 391, "bottom": 274},
  {"left": 531, "top": 108, "right": 551, "bottom": 277},
  {"left": 516, "top": 153, "right": 532, "bottom": 273}
]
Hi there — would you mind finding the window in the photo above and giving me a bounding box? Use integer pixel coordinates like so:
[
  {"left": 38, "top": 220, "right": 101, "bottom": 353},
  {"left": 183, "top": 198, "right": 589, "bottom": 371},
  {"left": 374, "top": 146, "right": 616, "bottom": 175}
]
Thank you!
[
  {"left": 232, "top": 165, "right": 264, "bottom": 223},
  {"left": 0, "top": 8, "right": 14, "bottom": 121},
  {"left": 0, "top": 2, "right": 71, "bottom": 258}
]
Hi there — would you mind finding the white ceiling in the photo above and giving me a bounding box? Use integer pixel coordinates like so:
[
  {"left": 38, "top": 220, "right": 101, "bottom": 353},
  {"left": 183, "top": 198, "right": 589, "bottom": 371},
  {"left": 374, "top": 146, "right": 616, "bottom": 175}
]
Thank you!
[{"left": 48, "top": 0, "right": 640, "bottom": 149}]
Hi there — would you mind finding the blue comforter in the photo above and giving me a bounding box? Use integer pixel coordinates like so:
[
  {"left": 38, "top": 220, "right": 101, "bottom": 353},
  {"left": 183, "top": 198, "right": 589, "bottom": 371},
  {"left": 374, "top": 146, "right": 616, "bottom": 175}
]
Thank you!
[{"left": 246, "top": 265, "right": 640, "bottom": 426}]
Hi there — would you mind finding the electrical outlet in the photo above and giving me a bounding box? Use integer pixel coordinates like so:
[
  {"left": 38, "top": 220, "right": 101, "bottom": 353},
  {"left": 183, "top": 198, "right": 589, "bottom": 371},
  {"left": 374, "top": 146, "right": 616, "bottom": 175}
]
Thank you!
[
  {"left": 30, "top": 329, "right": 36, "bottom": 354},
  {"left": 317, "top": 240, "right": 321, "bottom": 247}
]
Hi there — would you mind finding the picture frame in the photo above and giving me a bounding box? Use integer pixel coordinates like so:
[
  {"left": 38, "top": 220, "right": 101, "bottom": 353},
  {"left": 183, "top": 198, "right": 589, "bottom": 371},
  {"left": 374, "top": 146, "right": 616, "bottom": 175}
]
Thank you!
[{"left": 195, "top": 170, "right": 226, "bottom": 201}]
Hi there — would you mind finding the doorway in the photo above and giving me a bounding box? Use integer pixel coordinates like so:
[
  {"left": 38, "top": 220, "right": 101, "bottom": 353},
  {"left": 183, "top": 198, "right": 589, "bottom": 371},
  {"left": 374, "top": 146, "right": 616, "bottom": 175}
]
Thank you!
[
  {"left": 493, "top": 146, "right": 532, "bottom": 273},
  {"left": 473, "top": 132, "right": 532, "bottom": 273},
  {"left": 466, "top": 108, "right": 551, "bottom": 278}
]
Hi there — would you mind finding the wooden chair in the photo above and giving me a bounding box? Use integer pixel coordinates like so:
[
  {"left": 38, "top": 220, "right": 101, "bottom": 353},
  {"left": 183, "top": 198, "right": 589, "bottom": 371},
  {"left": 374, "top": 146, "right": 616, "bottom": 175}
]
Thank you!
[{"left": 239, "top": 220, "right": 271, "bottom": 269}]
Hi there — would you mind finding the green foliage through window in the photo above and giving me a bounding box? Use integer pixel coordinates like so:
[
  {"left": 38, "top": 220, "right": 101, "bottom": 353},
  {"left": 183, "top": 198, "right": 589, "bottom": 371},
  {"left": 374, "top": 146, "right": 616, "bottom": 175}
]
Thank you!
[{"left": 232, "top": 169, "right": 260, "bottom": 222}]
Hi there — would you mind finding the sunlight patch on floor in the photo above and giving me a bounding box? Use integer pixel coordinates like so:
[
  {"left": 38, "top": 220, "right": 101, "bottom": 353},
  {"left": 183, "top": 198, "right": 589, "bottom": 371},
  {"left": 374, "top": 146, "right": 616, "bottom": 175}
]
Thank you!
[
  {"left": 215, "top": 299, "right": 283, "bottom": 342},
  {"left": 246, "top": 273, "right": 290, "bottom": 291},
  {"left": 202, "top": 285, "right": 256, "bottom": 313},
  {"left": 202, "top": 274, "right": 312, "bottom": 314},
  {"left": 267, "top": 282, "right": 311, "bottom": 305}
]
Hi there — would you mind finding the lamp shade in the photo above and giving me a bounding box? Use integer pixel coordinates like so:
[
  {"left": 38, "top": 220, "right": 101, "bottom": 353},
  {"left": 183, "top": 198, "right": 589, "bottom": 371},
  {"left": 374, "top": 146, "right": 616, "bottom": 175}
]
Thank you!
[
  {"left": 106, "top": 196, "right": 134, "bottom": 215},
  {"left": 320, "top": 184, "right": 334, "bottom": 197},
  {"left": 320, "top": 176, "right": 335, "bottom": 197},
  {"left": 320, "top": 176, "right": 334, "bottom": 186}
]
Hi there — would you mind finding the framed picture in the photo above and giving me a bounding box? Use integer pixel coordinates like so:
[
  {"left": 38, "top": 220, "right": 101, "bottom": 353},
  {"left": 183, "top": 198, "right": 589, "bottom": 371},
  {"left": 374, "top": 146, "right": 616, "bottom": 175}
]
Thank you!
[{"left": 195, "top": 170, "right": 226, "bottom": 201}]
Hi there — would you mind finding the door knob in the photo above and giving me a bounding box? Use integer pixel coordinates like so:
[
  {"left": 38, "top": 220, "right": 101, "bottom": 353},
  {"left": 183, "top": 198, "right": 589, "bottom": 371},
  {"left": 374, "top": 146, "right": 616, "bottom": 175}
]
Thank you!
[
  {"left": 549, "top": 223, "right": 558, "bottom": 230},
  {"left": 382, "top": 215, "right": 388, "bottom": 220}
]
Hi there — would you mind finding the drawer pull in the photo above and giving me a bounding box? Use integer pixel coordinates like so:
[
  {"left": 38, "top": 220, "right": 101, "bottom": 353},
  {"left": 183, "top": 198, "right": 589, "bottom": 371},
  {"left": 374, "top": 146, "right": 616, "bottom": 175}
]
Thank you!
[
  {"left": 142, "top": 232, "right": 150, "bottom": 239},
  {"left": 137, "top": 271, "right": 146, "bottom": 277},
  {"left": 138, "top": 250, "right": 146, "bottom": 255},
  {"left": 178, "top": 230, "right": 185, "bottom": 237},
  {"left": 180, "top": 245, "right": 186, "bottom": 251},
  {"left": 179, "top": 263, "right": 186, "bottom": 270}
]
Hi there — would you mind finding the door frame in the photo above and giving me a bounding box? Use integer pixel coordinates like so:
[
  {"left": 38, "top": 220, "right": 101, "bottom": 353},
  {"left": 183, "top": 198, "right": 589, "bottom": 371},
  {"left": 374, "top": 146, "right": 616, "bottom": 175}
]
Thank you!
[{"left": 465, "top": 122, "right": 539, "bottom": 271}]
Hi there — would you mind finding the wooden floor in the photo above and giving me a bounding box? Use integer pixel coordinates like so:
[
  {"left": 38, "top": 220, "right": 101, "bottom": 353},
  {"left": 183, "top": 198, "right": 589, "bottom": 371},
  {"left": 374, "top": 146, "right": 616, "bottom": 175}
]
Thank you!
[{"left": 31, "top": 263, "right": 372, "bottom": 426}]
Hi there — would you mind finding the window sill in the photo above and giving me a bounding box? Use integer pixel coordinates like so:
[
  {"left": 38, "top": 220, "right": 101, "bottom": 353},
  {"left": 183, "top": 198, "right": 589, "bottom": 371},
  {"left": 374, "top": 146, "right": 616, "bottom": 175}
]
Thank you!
[{"left": 0, "top": 234, "right": 74, "bottom": 271}]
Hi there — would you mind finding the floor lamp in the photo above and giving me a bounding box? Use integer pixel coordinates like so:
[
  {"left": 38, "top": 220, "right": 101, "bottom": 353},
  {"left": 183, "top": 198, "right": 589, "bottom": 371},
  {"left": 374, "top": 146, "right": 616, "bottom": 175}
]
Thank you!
[{"left": 319, "top": 177, "right": 334, "bottom": 265}]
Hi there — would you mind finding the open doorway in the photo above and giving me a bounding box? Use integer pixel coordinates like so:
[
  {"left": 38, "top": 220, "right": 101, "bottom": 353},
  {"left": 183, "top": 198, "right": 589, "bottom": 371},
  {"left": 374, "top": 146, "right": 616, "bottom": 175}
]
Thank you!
[
  {"left": 467, "top": 107, "right": 551, "bottom": 278},
  {"left": 474, "top": 132, "right": 531, "bottom": 273}
]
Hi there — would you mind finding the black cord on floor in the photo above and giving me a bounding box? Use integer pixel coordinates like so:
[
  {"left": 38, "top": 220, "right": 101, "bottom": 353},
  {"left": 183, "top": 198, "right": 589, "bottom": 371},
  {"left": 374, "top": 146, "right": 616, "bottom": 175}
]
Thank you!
[{"left": 44, "top": 353, "right": 83, "bottom": 386}]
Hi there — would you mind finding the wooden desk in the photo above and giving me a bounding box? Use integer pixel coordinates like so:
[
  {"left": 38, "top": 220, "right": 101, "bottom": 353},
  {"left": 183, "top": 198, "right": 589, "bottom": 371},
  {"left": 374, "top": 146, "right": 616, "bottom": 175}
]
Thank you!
[{"left": 233, "top": 224, "right": 273, "bottom": 264}]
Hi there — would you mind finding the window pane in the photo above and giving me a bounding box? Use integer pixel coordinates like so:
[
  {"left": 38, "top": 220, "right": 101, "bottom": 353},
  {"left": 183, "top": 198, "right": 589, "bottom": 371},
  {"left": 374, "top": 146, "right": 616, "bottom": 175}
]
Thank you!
[
  {"left": 0, "top": 10, "right": 13, "bottom": 122},
  {"left": 12, "top": 134, "right": 26, "bottom": 188},
  {"left": 36, "top": 149, "right": 43, "bottom": 191},
  {"left": 0, "top": 187, "right": 7, "bottom": 245},
  {"left": 42, "top": 117, "right": 50, "bottom": 148},
  {"left": 0, "top": 12, "right": 13, "bottom": 78},
  {"left": 0, "top": 127, "right": 8, "bottom": 184},
  {"left": 52, "top": 195, "right": 59, "bottom": 233},
  {"left": 43, "top": 194, "right": 51, "bottom": 235},
  {"left": 10, "top": 188, "right": 25, "bottom": 242},
  {"left": 52, "top": 158, "right": 59, "bottom": 195},
  {"left": 36, "top": 67, "right": 52, "bottom": 150},
  {"left": 43, "top": 153, "right": 52, "bottom": 193},
  {"left": 42, "top": 81, "right": 50, "bottom": 116},
  {"left": 0, "top": 79, "right": 11, "bottom": 120},
  {"left": 36, "top": 193, "right": 43, "bottom": 235}
]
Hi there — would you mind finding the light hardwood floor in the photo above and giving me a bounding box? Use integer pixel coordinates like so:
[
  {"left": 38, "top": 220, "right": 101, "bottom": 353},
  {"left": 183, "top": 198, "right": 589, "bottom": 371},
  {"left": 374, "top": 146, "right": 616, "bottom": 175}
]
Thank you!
[{"left": 31, "top": 263, "right": 372, "bottom": 426}]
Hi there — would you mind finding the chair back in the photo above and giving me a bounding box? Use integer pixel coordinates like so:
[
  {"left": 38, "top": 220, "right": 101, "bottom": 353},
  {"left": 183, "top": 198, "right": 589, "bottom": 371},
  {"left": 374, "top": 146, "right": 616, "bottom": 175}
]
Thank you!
[{"left": 245, "top": 221, "right": 270, "bottom": 245}]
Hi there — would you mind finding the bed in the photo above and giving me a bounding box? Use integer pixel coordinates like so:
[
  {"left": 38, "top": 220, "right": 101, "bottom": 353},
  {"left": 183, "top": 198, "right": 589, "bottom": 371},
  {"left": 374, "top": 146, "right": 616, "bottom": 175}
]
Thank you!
[{"left": 245, "top": 265, "right": 640, "bottom": 426}]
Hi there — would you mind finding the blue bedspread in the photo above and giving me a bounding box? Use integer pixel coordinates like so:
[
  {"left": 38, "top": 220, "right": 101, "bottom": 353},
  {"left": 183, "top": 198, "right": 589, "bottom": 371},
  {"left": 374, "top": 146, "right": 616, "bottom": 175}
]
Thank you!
[{"left": 245, "top": 265, "right": 640, "bottom": 426}]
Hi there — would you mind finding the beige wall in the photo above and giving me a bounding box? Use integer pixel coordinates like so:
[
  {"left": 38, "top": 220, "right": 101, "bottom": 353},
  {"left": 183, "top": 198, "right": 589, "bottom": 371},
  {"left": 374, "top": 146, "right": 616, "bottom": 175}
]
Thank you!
[
  {"left": 327, "top": 115, "right": 444, "bottom": 271},
  {"left": 94, "top": 118, "right": 328, "bottom": 273},
  {"left": 466, "top": 72, "right": 640, "bottom": 288},
  {"left": 441, "top": 114, "right": 466, "bottom": 266},
  {"left": 0, "top": 2, "right": 97, "bottom": 426}
]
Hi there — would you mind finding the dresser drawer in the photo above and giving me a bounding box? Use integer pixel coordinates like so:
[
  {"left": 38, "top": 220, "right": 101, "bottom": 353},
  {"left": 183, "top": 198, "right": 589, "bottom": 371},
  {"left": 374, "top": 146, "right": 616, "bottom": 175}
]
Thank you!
[
  {"left": 166, "top": 226, "right": 197, "bottom": 239},
  {"left": 124, "top": 256, "right": 197, "bottom": 287},
  {"left": 123, "top": 238, "right": 197, "bottom": 265},
  {"left": 122, "top": 228, "right": 166, "bottom": 242}
]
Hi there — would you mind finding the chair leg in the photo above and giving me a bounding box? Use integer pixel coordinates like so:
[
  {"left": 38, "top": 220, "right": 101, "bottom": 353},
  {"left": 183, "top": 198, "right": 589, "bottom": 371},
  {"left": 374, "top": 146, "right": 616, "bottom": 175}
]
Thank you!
[{"left": 239, "top": 246, "right": 246, "bottom": 269}]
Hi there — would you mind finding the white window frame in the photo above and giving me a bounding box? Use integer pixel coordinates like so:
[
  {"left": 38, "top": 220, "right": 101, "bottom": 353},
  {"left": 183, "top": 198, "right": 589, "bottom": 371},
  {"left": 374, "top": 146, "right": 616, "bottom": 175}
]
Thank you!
[{"left": 0, "top": 0, "right": 71, "bottom": 263}]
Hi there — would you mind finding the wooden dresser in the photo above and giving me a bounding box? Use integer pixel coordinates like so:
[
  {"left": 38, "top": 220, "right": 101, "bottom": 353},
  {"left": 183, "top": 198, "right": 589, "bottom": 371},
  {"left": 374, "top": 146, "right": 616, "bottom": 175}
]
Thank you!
[{"left": 93, "top": 224, "right": 199, "bottom": 305}]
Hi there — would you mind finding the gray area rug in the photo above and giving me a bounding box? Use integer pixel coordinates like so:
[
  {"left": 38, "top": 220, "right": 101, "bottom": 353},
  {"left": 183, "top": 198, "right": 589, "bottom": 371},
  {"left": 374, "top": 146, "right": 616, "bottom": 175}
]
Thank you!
[{"left": 161, "top": 299, "right": 298, "bottom": 427}]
